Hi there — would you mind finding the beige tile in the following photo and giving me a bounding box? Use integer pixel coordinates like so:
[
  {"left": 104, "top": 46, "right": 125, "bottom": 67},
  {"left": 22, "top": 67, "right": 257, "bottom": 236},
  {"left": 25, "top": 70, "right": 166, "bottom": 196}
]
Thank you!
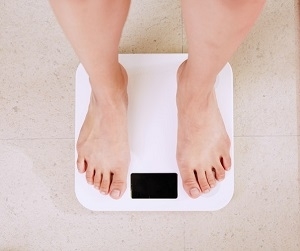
[
  {"left": 0, "top": 0, "right": 184, "bottom": 140},
  {"left": 296, "top": 0, "right": 300, "bottom": 136},
  {"left": 0, "top": 139, "right": 185, "bottom": 250},
  {"left": 298, "top": 136, "right": 300, "bottom": 201},
  {"left": 182, "top": 25, "right": 188, "bottom": 53},
  {"left": 297, "top": 84, "right": 300, "bottom": 138},
  {"left": 0, "top": 1, "right": 77, "bottom": 139},
  {"left": 1, "top": 138, "right": 299, "bottom": 250},
  {"left": 173, "top": 0, "right": 298, "bottom": 137},
  {"left": 231, "top": 0, "right": 298, "bottom": 136},
  {"left": 120, "top": 0, "right": 182, "bottom": 53},
  {"left": 1, "top": 0, "right": 297, "bottom": 140},
  {"left": 1, "top": 0, "right": 299, "bottom": 249},
  {"left": 183, "top": 136, "right": 300, "bottom": 250}
]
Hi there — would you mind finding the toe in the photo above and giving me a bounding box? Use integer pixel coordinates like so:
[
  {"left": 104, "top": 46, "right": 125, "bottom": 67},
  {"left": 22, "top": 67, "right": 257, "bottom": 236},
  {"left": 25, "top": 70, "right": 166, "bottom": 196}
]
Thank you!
[
  {"left": 85, "top": 166, "right": 95, "bottom": 185},
  {"left": 214, "top": 163, "right": 226, "bottom": 181},
  {"left": 76, "top": 156, "right": 86, "bottom": 173},
  {"left": 179, "top": 168, "right": 202, "bottom": 198},
  {"left": 100, "top": 172, "right": 111, "bottom": 195},
  {"left": 221, "top": 155, "right": 231, "bottom": 171},
  {"left": 93, "top": 170, "right": 101, "bottom": 190},
  {"left": 206, "top": 169, "right": 217, "bottom": 188},
  {"left": 196, "top": 169, "right": 211, "bottom": 193},
  {"left": 109, "top": 169, "right": 127, "bottom": 200}
]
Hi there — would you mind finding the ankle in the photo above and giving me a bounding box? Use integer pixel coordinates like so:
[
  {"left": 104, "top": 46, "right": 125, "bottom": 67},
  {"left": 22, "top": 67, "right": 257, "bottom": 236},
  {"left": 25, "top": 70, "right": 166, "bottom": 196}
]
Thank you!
[
  {"left": 178, "top": 60, "right": 217, "bottom": 87},
  {"left": 177, "top": 64, "right": 215, "bottom": 104},
  {"left": 90, "top": 62, "right": 127, "bottom": 84},
  {"left": 89, "top": 63, "right": 128, "bottom": 104},
  {"left": 89, "top": 91, "right": 128, "bottom": 116}
]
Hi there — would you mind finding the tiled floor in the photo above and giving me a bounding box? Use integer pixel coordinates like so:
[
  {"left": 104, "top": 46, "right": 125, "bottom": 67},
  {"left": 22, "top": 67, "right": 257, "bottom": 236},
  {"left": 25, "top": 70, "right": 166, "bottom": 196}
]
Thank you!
[{"left": 0, "top": 0, "right": 299, "bottom": 250}]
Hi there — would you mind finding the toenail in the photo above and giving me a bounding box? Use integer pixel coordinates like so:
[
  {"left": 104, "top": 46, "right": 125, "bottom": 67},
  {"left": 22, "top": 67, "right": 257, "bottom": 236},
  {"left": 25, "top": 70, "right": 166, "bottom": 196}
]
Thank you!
[
  {"left": 100, "top": 191, "right": 106, "bottom": 195},
  {"left": 190, "top": 188, "right": 200, "bottom": 197},
  {"left": 210, "top": 184, "right": 215, "bottom": 188},
  {"left": 204, "top": 189, "right": 210, "bottom": 193},
  {"left": 111, "top": 190, "right": 121, "bottom": 199}
]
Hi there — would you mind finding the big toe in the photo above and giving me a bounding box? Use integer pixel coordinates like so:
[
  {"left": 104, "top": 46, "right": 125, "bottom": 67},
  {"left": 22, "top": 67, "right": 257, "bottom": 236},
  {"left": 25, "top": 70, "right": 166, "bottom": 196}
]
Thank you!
[
  {"left": 76, "top": 155, "right": 86, "bottom": 173},
  {"left": 180, "top": 168, "right": 202, "bottom": 199},
  {"left": 109, "top": 170, "right": 127, "bottom": 200}
]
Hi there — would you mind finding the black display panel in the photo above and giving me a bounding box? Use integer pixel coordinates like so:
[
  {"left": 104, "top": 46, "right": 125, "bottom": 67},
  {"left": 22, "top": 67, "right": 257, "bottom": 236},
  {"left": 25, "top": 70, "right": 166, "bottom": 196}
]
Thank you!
[{"left": 131, "top": 173, "right": 178, "bottom": 199}]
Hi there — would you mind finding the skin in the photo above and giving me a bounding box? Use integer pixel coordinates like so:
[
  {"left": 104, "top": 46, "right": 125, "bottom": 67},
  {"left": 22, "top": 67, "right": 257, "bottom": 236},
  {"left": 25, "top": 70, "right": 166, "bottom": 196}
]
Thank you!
[
  {"left": 49, "top": 0, "right": 131, "bottom": 199},
  {"left": 49, "top": 0, "right": 266, "bottom": 199},
  {"left": 177, "top": 0, "right": 266, "bottom": 198}
]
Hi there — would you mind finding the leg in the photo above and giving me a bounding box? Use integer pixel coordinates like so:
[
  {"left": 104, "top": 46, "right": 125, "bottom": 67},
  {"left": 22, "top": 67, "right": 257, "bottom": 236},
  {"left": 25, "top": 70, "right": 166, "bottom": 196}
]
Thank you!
[
  {"left": 49, "top": 0, "right": 131, "bottom": 199},
  {"left": 177, "top": 0, "right": 266, "bottom": 198}
]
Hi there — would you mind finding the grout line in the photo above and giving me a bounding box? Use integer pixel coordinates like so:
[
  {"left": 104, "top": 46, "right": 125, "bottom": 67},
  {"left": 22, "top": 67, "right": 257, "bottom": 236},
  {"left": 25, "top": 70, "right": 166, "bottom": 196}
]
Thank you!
[
  {"left": 0, "top": 135, "right": 299, "bottom": 141},
  {"left": 181, "top": 2, "right": 184, "bottom": 53},
  {"left": 234, "top": 135, "right": 300, "bottom": 138},
  {"left": 0, "top": 138, "right": 74, "bottom": 141}
]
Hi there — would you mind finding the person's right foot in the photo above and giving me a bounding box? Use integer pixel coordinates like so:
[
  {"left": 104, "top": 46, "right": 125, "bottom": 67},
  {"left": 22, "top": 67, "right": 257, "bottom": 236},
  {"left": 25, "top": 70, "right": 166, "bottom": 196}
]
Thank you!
[{"left": 76, "top": 64, "right": 130, "bottom": 200}]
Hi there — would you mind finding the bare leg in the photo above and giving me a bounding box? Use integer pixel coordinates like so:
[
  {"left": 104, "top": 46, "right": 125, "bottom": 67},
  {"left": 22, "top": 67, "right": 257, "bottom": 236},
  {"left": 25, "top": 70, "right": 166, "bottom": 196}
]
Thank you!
[
  {"left": 177, "top": 0, "right": 266, "bottom": 198},
  {"left": 49, "top": 0, "right": 131, "bottom": 199}
]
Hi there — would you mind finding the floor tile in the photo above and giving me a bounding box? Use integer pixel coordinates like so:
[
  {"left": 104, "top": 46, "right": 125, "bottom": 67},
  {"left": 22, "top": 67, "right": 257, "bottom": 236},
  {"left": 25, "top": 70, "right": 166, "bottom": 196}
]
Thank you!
[
  {"left": 1, "top": 0, "right": 299, "bottom": 250},
  {"left": 297, "top": 0, "right": 300, "bottom": 136},
  {"left": 1, "top": 137, "right": 298, "bottom": 250},
  {"left": 231, "top": 0, "right": 298, "bottom": 136},
  {"left": 120, "top": 0, "right": 182, "bottom": 53},
  {"left": 183, "top": 136, "right": 300, "bottom": 250},
  {"left": 0, "top": 139, "right": 185, "bottom": 250},
  {"left": 0, "top": 1, "right": 77, "bottom": 140}
]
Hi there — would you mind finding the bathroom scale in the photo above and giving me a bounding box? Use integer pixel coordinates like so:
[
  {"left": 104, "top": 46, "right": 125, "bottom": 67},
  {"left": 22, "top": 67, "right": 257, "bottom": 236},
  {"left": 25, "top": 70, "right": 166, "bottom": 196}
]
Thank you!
[{"left": 75, "top": 54, "right": 234, "bottom": 211}]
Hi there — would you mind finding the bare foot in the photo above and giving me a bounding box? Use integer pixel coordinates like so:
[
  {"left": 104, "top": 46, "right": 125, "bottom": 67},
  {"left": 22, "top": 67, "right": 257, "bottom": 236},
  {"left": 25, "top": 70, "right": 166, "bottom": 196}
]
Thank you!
[
  {"left": 176, "top": 61, "right": 231, "bottom": 199},
  {"left": 76, "top": 64, "right": 130, "bottom": 200}
]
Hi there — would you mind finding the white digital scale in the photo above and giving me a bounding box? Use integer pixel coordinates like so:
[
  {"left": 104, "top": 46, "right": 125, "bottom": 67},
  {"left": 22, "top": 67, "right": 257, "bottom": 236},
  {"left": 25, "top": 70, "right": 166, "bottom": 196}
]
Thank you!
[{"left": 75, "top": 54, "right": 234, "bottom": 211}]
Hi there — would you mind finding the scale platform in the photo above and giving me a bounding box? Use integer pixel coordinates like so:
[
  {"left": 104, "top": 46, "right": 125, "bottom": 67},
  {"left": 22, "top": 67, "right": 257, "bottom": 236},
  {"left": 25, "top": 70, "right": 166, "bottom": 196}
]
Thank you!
[{"left": 75, "top": 54, "right": 234, "bottom": 211}]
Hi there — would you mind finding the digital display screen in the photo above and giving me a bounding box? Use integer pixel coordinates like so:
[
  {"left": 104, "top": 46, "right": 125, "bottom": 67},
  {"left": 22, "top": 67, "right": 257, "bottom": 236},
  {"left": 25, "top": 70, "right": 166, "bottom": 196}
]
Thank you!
[{"left": 131, "top": 173, "right": 178, "bottom": 199}]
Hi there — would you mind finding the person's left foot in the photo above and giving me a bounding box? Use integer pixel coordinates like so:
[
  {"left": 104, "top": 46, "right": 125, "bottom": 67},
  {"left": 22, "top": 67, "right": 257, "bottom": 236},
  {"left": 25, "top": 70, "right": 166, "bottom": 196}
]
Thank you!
[{"left": 176, "top": 60, "right": 231, "bottom": 199}]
